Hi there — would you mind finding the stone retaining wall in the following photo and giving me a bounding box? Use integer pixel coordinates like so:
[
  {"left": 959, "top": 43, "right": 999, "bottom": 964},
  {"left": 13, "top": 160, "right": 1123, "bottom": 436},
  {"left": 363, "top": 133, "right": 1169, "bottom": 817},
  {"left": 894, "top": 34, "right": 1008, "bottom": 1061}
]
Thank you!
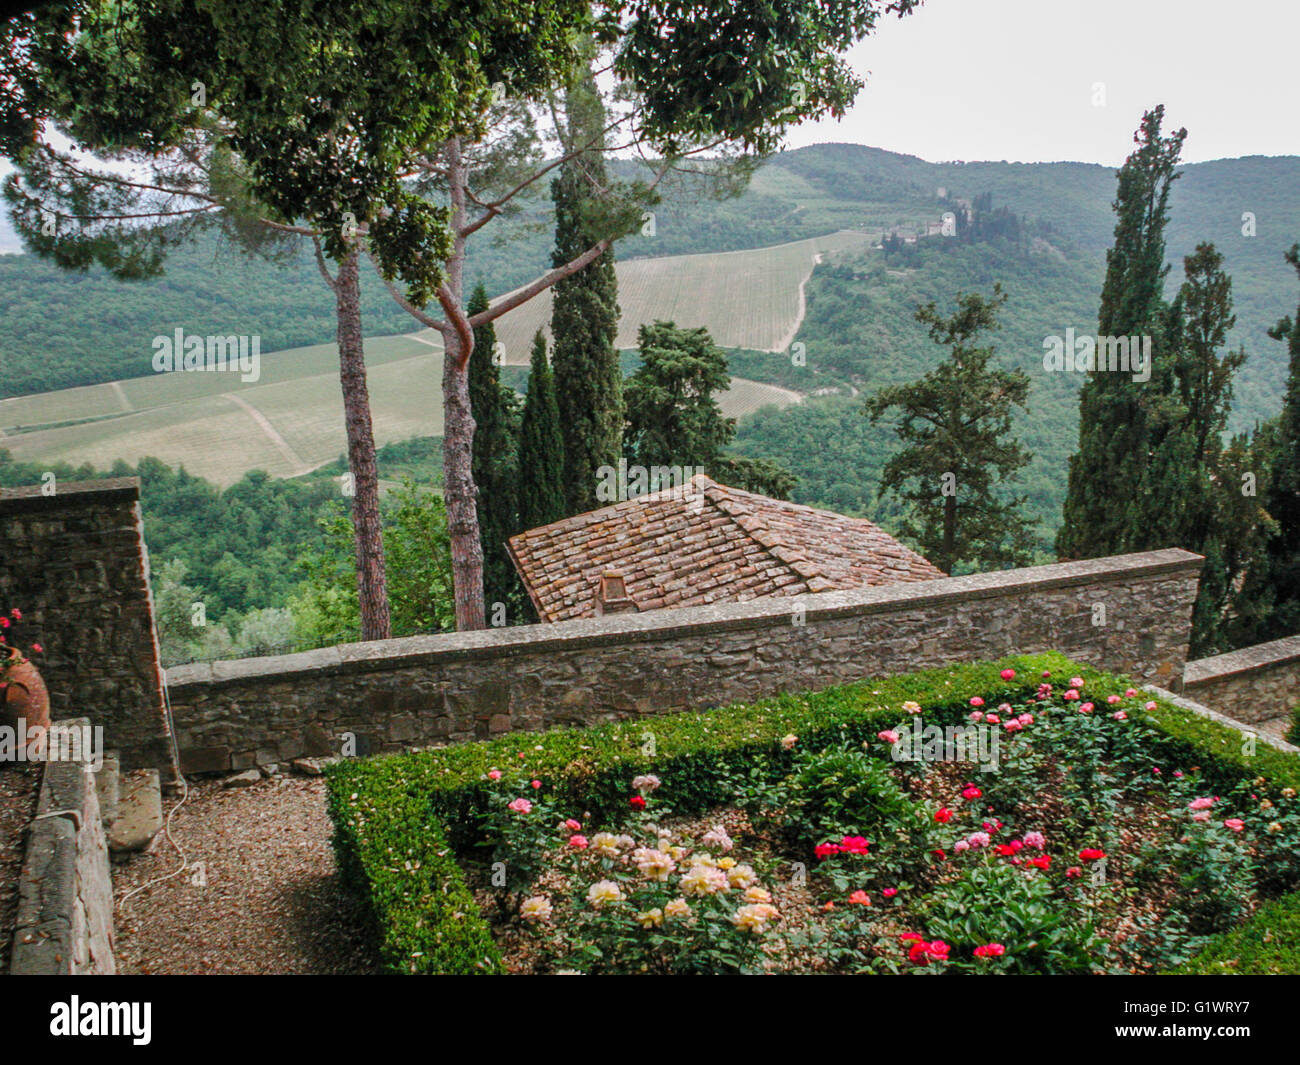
[
  {"left": 165, "top": 549, "right": 1204, "bottom": 773},
  {"left": 0, "top": 479, "right": 171, "bottom": 772},
  {"left": 9, "top": 718, "right": 116, "bottom": 975},
  {"left": 1184, "top": 635, "right": 1300, "bottom": 725}
]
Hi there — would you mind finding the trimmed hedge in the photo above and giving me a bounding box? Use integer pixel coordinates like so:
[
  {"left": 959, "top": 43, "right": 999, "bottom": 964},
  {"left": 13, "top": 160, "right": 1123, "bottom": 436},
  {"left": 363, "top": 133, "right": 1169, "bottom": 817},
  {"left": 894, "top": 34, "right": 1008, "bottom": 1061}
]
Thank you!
[
  {"left": 325, "top": 650, "right": 1299, "bottom": 974},
  {"left": 1168, "top": 891, "right": 1300, "bottom": 974}
]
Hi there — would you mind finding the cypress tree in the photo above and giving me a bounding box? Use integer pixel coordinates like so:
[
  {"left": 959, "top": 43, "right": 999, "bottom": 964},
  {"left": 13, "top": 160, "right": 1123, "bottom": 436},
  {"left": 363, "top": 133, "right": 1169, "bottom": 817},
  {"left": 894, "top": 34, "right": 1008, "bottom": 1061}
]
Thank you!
[
  {"left": 1057, "top": 107, "right": 1186, "bottom": 558},
  {"left": 518, "top": 330, "right": 567, "bottom": 530},
  {"left": 467, "top": 283, "right": 521, "bottom": 618},
  {"left": 550, "top": 66, "right": 623, "bottom": 514},
  {"left": 1241, "top": 244, "right": 1300, "bottom": 640}
]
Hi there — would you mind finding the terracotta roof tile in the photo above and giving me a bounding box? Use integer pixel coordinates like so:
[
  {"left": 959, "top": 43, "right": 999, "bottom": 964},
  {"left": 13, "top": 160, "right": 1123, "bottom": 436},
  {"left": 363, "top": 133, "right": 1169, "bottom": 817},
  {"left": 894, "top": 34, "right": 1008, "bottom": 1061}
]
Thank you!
[{"left": 507, "top": 475, "right": 947, "bottom": 622}]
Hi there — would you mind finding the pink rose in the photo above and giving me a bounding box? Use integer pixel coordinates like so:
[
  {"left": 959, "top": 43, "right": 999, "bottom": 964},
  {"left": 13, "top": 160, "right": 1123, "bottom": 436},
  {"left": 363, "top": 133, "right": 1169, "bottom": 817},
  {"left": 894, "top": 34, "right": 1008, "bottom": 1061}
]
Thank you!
[
  {"left": 507, "top": 798, "right": 533, "bottom": 814},
  {"left": 1223, "top": 819, "right": 1245, "bottom": 833},
  {"left": 568, "top": 834, "right": 588, "bottom": 849},
  {"left": 1000, "top": 669, "right": 1016, "bottom": 681},
  {"left": 878, "top": 730, "right": 900, "bottom": 744},
  {"left": 487, "top": 769, "right": 503, "bottom": 781},
  {"left": 1070, "top": 677, "right": 1084, "bottom": 689},
  {"left": 970, "top": 696, "right": 985, "bottom": 707}
]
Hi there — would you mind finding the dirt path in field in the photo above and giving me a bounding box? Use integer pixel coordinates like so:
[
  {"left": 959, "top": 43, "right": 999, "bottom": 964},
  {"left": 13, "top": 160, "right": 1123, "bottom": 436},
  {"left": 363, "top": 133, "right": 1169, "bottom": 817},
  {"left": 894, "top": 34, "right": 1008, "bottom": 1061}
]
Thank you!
[
  {"left": 222, "top": 392, "right": 312, "bottom": 475},
  {"left": 109, "top": 380, "right": 134, "bottom": 412}
]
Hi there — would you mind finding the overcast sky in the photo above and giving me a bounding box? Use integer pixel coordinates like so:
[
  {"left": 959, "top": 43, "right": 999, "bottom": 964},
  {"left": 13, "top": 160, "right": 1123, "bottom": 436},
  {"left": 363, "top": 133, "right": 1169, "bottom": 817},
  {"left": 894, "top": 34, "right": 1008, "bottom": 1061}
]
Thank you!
[{"left": 784, "top": 0, "right": 1300, "bottom": 165}]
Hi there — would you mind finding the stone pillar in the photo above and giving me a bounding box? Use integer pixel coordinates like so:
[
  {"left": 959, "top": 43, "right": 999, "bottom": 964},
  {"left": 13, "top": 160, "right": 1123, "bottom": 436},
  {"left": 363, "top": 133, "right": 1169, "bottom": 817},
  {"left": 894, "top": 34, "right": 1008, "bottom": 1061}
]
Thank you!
[{"left": 0, "top": 478, "right": 173, "bottom": 771}]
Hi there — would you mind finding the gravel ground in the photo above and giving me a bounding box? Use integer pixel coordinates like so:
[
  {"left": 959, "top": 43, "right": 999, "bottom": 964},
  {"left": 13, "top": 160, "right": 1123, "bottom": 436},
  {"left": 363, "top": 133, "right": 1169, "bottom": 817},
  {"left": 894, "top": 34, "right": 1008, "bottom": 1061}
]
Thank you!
[
  {"left": 112, "top": 775, "right": 382, "bottom": 975},
  {"left": 0, "top": 763, "right": 42, "bottom": 973}
]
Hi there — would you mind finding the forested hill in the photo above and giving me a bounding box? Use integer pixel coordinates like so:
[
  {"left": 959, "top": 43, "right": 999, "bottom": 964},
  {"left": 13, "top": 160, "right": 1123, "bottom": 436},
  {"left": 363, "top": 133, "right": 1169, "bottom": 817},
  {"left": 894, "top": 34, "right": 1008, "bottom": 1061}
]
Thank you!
[{"left": 3, "top": 143, "right": 1299, "bottom": 401}]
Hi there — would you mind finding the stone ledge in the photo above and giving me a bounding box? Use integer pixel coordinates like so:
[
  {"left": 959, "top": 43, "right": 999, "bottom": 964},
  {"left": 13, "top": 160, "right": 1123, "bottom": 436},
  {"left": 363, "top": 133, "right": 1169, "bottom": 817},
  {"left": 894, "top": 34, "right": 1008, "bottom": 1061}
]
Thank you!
[
  {"left": 9, "top": 717, "right": 116, "bottom": 976},
  {"left": 165, "top": 549, "right": 1205, "bottom": 693},
  {"left": 1185, "top": 634, "right": 1300, "bottom": 685},
  {"left": 0, "top": 477, "right": 141, "bottom": 516},
  {"left": 1145, "top": 686, "right": 1300, "bottom": 754}
]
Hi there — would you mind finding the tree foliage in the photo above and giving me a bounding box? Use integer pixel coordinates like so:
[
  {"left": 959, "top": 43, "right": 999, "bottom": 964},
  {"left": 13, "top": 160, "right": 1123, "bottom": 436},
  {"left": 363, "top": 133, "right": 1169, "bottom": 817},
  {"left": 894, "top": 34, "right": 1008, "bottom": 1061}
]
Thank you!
[{"left": 865, "top": 285, "right": 1036, "bottom": 574}]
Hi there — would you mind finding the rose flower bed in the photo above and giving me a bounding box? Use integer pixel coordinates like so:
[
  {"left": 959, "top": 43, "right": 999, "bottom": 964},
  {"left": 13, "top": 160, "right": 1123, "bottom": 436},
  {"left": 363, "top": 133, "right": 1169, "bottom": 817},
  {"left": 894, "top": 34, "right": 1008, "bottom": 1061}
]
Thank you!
[{"left": 326, "top": 653, "right": 1300, "bottom": 975}]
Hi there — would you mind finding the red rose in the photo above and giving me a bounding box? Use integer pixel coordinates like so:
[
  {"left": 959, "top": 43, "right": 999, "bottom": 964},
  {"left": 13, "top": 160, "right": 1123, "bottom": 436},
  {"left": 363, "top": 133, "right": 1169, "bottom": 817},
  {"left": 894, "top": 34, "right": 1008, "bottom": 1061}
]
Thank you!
[
  {"left": 1079, "top": 848, "right": 1106, "bottom": 861},
  {"left": 934, "top": 807, "right": 953, "bottom": 824},
  {"left": 630, "top": 796, "right": 646, "bottom": 810},
  {"left": 814, "top": 842, "right": 842, "bottom": 860},
  {"left": 1030, "top": 854, "right": 1051, "bottom": 870}
]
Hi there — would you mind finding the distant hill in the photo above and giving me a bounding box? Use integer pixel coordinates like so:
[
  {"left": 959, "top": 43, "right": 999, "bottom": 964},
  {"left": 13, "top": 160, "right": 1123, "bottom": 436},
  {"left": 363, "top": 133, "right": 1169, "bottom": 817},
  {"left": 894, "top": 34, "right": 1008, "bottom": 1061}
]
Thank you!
[{"left": 3, "top": 142, "right": 1297, "bottom": 404}]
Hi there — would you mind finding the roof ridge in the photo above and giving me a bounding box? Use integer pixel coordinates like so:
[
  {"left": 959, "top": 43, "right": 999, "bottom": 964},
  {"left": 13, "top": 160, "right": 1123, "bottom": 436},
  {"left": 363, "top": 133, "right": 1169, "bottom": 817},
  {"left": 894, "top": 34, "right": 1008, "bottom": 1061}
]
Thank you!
[{"left": 705, "top": 480, "right": 829, "bottom": 586}]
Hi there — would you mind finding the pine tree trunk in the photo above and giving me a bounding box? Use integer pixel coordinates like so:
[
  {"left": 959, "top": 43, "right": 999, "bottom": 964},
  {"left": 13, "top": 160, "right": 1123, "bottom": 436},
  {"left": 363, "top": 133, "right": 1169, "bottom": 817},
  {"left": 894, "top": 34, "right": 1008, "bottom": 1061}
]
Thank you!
[
  {"left": 335, "top": 246, "right": 392, "bottom": 641},
  {"left": 942, "top": 493, "right": 957, "bottom": 575},
  {"left": 441, "top": 137, "right": 488, "bottom": 630}
]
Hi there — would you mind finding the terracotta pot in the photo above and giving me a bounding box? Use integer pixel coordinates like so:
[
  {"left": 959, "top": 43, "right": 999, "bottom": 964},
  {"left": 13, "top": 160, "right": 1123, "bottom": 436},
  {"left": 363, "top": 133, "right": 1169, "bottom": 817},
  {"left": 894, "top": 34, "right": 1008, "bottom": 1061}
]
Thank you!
[{"left": 1, "top": 645, "right": 50, "bottom": 757}]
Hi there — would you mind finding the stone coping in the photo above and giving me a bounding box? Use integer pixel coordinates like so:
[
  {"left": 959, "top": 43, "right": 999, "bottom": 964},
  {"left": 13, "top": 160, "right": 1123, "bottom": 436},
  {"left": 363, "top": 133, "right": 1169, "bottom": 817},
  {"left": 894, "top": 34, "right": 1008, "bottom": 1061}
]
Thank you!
[
  {"left": 1145, "top": 686, "right": 1300, "bottom": 755},
  {"left": 0, "top": 477, "right": 141, "bottom": 515},
  {"left": 1185, "top": 634, "right": 1300, "bottom": 685},
  {"left": 166, "top": 548, "right": 1204, "bottom": 691},
  {"left": 9, "top": 717, "right": 110, "bottom": 976}
]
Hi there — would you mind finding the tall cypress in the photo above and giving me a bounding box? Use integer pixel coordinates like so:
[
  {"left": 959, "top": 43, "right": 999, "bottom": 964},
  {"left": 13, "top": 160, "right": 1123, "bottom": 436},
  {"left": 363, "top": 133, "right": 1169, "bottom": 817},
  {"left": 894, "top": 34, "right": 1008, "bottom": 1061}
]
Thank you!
[
  {"left": 1242, "top": 244, "right": 1300, "bottom": 640},
  {"left": 518, "top": 330, "right": 567, "bottom": 530},
  {"left": 550, "top": 66, "right": 622, "bottom": 515},
  {"left": 467, "top": 283, "right": 521, "bottom": 618},
  {"left": 1057, "top": 107, "right": 1186, "bottom": 558}
]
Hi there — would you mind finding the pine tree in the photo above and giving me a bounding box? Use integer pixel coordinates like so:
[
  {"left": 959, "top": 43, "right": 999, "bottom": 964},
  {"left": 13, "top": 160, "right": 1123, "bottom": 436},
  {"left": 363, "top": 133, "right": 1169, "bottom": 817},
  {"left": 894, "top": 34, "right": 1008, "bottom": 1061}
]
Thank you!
[
  {"left": 865, "top": 285, "right": 1036, "bottom": 575},
  {"left": 467, "top": 283, "right": 521, "bottom": 618},
  {"left": 518, "top": 331, "right": 567, "bottom": 530},
  {"left": 550, "top": 67, "right": 623, "bottom": 514},
  {"left": 624, "top": 321, "right": 736, "bottom": 475},
  {"left": 1057, "top": 107, "right": 1187, "bottom": 558}
]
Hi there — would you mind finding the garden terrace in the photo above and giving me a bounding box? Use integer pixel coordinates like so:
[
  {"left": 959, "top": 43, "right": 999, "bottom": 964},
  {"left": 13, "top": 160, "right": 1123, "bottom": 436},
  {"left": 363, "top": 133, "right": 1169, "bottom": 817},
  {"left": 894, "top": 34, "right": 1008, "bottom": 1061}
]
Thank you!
[{"left": 325, "top": 651, "right": 1300, "bottom": 975}]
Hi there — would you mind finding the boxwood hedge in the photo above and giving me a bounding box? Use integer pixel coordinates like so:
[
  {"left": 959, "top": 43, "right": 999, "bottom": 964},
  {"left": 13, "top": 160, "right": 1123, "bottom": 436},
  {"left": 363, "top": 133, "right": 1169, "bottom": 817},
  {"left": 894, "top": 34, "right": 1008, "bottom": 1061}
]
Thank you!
[
  {"left": 324, "top": 650, "right": 1300, "bottom": 975},
  {"left": 1168, "top": 890, "right": 1300, "bottom": 974}
]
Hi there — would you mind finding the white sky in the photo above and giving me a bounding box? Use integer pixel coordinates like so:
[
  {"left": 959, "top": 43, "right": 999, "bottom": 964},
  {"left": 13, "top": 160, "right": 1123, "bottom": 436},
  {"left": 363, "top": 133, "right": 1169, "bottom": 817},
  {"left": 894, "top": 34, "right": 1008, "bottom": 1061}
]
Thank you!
[{"left": 783, "top": 0, "right": 1300, "bottom": 164}]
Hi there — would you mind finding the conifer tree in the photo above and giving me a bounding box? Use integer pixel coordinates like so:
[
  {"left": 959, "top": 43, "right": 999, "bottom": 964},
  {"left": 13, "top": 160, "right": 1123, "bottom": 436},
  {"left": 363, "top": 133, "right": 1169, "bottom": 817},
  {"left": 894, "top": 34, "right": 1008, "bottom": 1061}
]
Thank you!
[
  {"left": 467, "top": 283, "right": 521, "bottom": 618},
  {"left": 1058, "top": 107, "right": 1186, "bottom": 558},
  {"left": 865, "top": 285, "right": 1037, "bottom": 574},
  {"left": 624, "top": 321, "right": 735, "bottom": 475},
  {"left": 1239, "top": 244, "right": 1300, "bottom": 640},
  {"left": 518, "top": 331, "right": 567, "bottom": 531},
  {"left": 550, "top": 66, "right": 623, "bottom": 514}
]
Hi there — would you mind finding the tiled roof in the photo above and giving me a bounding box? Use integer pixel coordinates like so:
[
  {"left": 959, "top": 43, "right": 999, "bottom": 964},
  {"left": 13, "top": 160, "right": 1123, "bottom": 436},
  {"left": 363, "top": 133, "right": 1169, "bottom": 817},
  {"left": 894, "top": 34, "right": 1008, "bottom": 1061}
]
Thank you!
[{"left": 507, "top": 474, "right": 947, "bottom": 623}]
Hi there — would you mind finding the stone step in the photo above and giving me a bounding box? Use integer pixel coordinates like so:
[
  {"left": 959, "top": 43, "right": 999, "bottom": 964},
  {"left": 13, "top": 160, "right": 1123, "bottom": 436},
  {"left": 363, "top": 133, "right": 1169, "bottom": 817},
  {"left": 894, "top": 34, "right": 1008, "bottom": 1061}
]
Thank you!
[
  {"left": 96, "top": 750, "right": 120, "bottom": 827},
  {"left": 107, "top": 769, "right": 163, "bottom": 854}
]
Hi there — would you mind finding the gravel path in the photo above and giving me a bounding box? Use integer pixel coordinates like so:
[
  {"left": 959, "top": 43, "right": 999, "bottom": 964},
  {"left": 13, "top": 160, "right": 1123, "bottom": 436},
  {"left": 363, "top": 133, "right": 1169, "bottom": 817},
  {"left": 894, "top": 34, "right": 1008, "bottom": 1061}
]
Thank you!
[
  {"left": 0, "top": 764, "right": 42, "bottom": 973},
  {"left": 112, "top": 775, "right": 381, "bottom": 974}
]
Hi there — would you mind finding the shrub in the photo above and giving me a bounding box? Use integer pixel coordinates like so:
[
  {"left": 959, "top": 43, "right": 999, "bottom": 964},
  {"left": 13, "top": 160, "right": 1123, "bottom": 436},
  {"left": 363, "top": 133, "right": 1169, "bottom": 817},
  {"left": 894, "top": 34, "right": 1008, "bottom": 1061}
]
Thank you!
[
  {"left": 325, "top": 651, "right": 1300, "bottom": 974},
  {"left": 1169, "top": 890, "right": 1300, "bottom": 974}
]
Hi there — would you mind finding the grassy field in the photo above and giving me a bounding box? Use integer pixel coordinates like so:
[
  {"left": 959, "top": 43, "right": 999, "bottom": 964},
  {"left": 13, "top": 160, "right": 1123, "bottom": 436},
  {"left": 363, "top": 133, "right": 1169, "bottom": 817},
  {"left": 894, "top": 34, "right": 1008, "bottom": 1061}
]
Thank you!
[
  {"left": 0, "top": 234, "right": 831, "bottom": 486},
  {"left": 420, "top": 229, "right": 874, "bottom": 363}
]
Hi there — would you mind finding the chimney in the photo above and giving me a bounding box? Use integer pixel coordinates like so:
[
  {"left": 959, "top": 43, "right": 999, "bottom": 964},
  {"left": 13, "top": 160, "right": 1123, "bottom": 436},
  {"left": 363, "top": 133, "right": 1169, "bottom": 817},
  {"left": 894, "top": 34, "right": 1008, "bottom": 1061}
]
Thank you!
[{"left": 594, "top": 571, "right": 638, "bottom": 616}]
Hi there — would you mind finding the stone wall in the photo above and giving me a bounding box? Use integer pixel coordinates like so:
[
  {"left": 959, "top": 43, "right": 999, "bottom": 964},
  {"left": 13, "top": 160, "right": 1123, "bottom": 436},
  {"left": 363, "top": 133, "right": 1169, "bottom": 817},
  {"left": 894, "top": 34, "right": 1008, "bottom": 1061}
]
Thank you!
[
  {"left": 165, "top": 548, "right": 1204, "bottom": 773},
  {"left": 0, "top": 479, "right": 172, "bottom": 772},
  {"left": 9, "top": 718, "right": 116, "bottom": 975},
  {"left": 1184, "top": 635, "right": 1300, "bottom": 725}
]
